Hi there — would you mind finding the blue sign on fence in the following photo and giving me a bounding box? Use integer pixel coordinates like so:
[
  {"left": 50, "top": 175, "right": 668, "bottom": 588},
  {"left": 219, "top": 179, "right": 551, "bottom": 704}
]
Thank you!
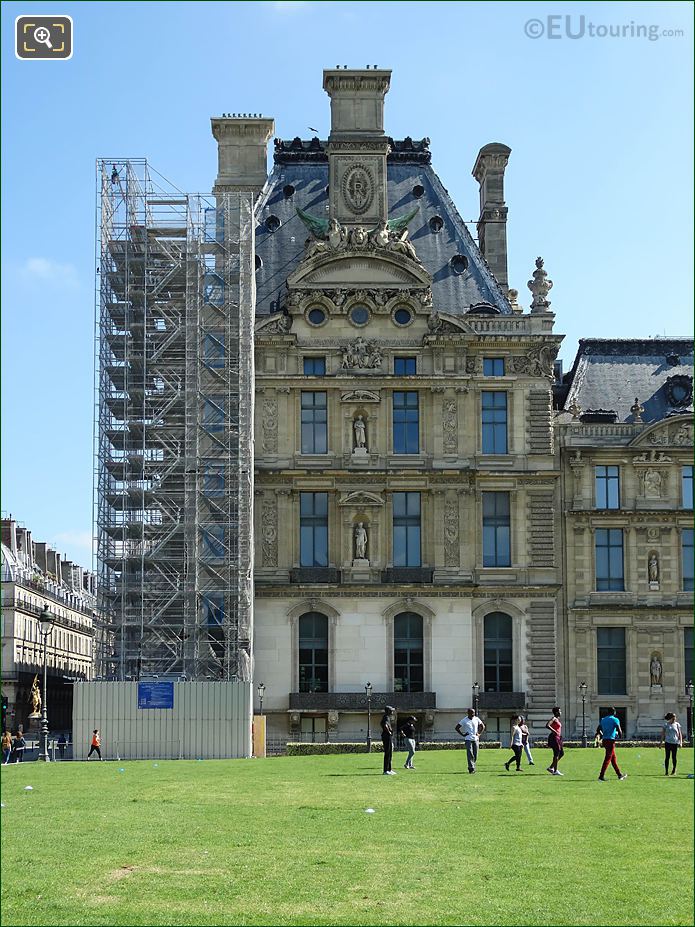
[{"left": 137, "top": 681, "right": 174, "bottom": 710}]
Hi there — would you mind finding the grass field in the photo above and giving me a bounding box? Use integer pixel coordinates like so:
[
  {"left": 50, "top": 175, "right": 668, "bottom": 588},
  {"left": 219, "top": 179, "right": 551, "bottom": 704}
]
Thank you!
[{"left": 1, "top": 747, "right": 692, "bottom": 927}]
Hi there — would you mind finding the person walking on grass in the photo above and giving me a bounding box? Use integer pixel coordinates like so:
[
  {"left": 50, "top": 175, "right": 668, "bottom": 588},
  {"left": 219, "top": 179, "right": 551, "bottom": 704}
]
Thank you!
[
  {"left": 400, "top": 715, "right": 417, "bottom": 770},
  {"left": 381, "top": 706, "right": 396, "bottom": 775},
  {"left": 456, "top": 708, "right": 486, "bottom": 774},
  {"left": 660, "top": 712, "right": 683, "bottom": 776},
  {"left": 505, "top": 716, "right": 524, "bottom": 771},
  {"left": 2, "top": 730, "right": 12, "bottom": 765},
  {"left": 12, "top": 731, "right": 26, "bottom": 764},
  {"left": 520, "top": 717, "right": 534, "bottom": 766},
  {"left": 595, "top": 707, "right": 627, "bottom": 782},
  {"left": 545, "top": 706, "right": 564, "bottom": 776},
  {"left": 87, "top": 729, "right": 102, "bottom": 761}
]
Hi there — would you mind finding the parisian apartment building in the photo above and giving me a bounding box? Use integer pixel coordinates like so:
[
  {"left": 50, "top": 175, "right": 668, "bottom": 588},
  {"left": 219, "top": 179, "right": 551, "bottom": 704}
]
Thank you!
[{"left": 93, "top": 67, "right": 693, "bottom": 745}]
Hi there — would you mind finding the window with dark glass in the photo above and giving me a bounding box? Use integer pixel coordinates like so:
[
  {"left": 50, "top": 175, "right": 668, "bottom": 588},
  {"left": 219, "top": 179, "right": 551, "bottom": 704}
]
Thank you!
[
  {"left": 481, "top": 391, "right": 508, "bottom": 454},
  {"left": 484, "top": 612, "right": 513, "bottom": 692},
  {"left": 203, "top": 332, "right": 225, "bottom": 369},
  {"left": 595, "top": 528, "right": 624, "bottom": 591},
  {"left": 685, "top": 627, "right": 693, "bottom": 685},
  {"left": 483, "top": 357, "right": 505, "bottom": 376},
  {"left": 303, "top": 357, "right": 326, "bottom": 376},
  {"left": 597, "top": 627, "right": 627, "bottom": 694},
  {"left": 393, "top": 492, "right": 421, "bottom": 567},
  {"left": 595, "top": 466, "right": 620, "bottom": 509},
  {"left": 482, "top": 492, "right": 511, "bottom": 567},
  {"left": 393, "top": 391, "right": 419, "bottom": 454},
  {"left": 598, "top": 706, "right": 627, "bottom": 731},
  {"left": 298, "top": 612, "right": 328, "bottom": 693},
  {"left": 682, "top": 466, "right": 693, "bottom": 508},
  {"left": 682, "top": 528, "right": 694, "bottom": 592},
  {"left": 202, "top": 464, "right": 225, "bottom": 497},
  {"left": 394, "top": 612, "right": 424, "bottom": 693},
  {"left": 201, "top": 592, "right": 224, "bottom": 626},
  {"left": 200, "top": 525, "right": 225, "bottom": 561},
  {"left": 300, "top": 492, "right": 328, "bottom": 567},
  {"left": 394, "top": 357, "right": 417, "bottom": 375},
  {"left": 203, "top": 397, "right": 225, "bottom": 434},
  {"left": 301, "top": 391, "right": 327, "bottom": 454}
]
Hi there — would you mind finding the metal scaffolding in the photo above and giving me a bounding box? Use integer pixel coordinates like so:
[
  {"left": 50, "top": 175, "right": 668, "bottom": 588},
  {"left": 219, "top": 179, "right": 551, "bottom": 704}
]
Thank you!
[{"left": 95, "top": 160, "right": 255, "bottom": 681}]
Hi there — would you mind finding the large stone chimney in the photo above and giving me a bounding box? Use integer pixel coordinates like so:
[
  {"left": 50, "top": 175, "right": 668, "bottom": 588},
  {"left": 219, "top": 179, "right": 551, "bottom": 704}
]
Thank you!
[
  {"left": 211, "top": 115, "right": 275, "bottom": 195},
  {"left": 323, "top": 69, "right": 391, "bottom": 228},
  {"left": 472, "top": 142, "right": 512, "bottom": 289}
]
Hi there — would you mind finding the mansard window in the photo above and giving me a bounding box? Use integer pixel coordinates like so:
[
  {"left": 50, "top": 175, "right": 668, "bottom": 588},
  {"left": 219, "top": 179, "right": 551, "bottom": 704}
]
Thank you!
[
  {"left": 682, "top": 466, "right": 693, "bottom": 508},
  {"left": 481, "top": 391, "right": 508, "bottom": 454},
  {"left": 300, "top": 493, "right": 328, "bottom": 567},
  {"left": 597, "top": 627, "right": 627, "bottom": 695},
  {"left": 483, "top": 612, "right": 513, "bottom": 693},
  {"left": 595, "top": 528, "right": 624, "bottom": 591},
  {"left": 483, "top": 357, "right": 505, "bottom": 376},
  {"left": 303, "top": 357, "right": 326, "bottom": 376},
  {"left": 682, "top": 528, "right": 694, "bottom": 592},
  {"left": 394, "top": 612, "right": 424, "bottom": 693},
  {"left": 394, "top": 357, "right": 417, "bottom": 375},
  {"left": 685, "top": 627, "right": 694, "bottom": 685},
  {"left": 393, "top": 391, "right": 419, "bottom": 454},
  {"left": 301, "top": 391, "right": 327, "bottom": 454},
  {"left": 298, "top": 612, "right": 328, "bottom": 693},
  {"left": 482, "top": 492, "right": 511, "bottom": 567},
  {"left": 595, "top": 465, "right": 620, "bottom": 509},
  {"left": 393, "top": 492, "right": 421, "bottom": 567}
]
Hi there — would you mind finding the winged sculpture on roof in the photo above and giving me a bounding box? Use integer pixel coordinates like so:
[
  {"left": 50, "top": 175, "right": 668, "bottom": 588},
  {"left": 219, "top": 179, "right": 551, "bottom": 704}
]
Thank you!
[{"left": 296, "top": 205, "right": 421, "bottom": 263}]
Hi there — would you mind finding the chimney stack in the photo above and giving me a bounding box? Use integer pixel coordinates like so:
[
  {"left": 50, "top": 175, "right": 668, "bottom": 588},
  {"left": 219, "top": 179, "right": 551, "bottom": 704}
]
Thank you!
[
  {"left": 211, "top": 116, "right": 275, "bottom": 195},
  {"left": 472, "top": 143, "right": 512, "bottom": 289}
]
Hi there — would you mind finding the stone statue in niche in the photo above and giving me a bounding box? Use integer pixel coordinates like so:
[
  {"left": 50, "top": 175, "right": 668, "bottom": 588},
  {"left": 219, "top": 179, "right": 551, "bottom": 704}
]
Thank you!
[
  {"left": 648, "top": 552, "right": 659, "bottom": 585},
  {"left": 353, "top": 415, "right": 367, "bottom": 450},
  {"left": 644, "top": 469, "right": 663, "bottom": 499},
  {"left": 354, "top": 522, "right": 368, "bottom": 561},
  {"left": 650, "top": 652, "right": 663, "bottom": 687},
  {"left": 29, "top": 674, "right": 41, "bottom": 717}
]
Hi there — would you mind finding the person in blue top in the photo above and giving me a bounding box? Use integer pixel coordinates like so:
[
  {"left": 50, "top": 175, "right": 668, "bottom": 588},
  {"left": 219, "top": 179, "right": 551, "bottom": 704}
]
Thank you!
[{"left": 595, "top": 708, "right": 628, "bottom": 781}]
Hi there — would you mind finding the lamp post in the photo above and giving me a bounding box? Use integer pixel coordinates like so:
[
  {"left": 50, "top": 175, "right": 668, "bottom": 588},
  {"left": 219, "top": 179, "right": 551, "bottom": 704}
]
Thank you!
[
  {"left": 472, "top": 682, "right": 480, "bottom": 717},
  {"left": 365, "top": 681, "right": 372, "bottom": 752},
  {"left": 257, "top": 682, "right": 265, "bottom": 717},
  {"left": 37, "top": 605, "right": 54, "bottom": 762},
  {"left": 579, "top": 681, "right": 588, "bottom": 747},
  {"left": 687, "top": 681, "right": 694, "bottom": 745}
]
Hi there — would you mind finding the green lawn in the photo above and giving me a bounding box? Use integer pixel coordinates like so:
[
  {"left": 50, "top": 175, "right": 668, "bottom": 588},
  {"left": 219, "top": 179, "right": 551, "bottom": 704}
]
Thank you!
[{"left": 1, "top": 747, "right": 692, "bottom": 927}]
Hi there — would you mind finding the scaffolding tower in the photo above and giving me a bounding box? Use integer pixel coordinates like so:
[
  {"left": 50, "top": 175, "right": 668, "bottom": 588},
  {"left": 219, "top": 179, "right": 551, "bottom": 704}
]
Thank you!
[{"left": 95, "top": 160, "right": 255, "bottom": 681}]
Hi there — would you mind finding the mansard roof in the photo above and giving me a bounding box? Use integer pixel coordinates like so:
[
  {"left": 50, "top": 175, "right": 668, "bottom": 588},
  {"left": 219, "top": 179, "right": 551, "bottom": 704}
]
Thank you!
[
  {"left": 253, "top": 138, "right": 511, "bottom": 318},
  {"left": 561, "top": 338, "right": 694, "bottom": 423}
]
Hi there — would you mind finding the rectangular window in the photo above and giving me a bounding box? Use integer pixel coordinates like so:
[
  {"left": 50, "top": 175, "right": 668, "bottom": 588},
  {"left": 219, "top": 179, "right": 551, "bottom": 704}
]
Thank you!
[
  {"left": 393, "top": 391, "right": 419, "bottom": 454},
  {"left": 393, "top": 492, "right": 421, "bottom": 567},
  {"left": 303, "top": 357, "right": 326, "bottom": 376},
  {"left": 300, "top": 493, "right": 328, "bottom": 567},
  {"left": 595, "top": 528, "right": 624, "bottom": 591},
  {"left": 597, "top": 628, "right": 627, "bottom": 695},
  {"left": 682, "top": 466, "right": 693, "bottom": 509},
  {"left": 685, "top": 627, "right": 694, "bottom": 685},
  {"left": 595, "top": 465, "right": 620, "bottom": 509},
  {"left": 200, "top": 526, "right": 225, "bottom": 562},
  {"left": 202, "top": 464, "right": 225, "bottom": 497},
  {"left": 202, "top": 397, "right": 225, "bottom": 434},
  {"left": 481, "top": 391, "right": 508, "bottom": 454},
  {"left": 482, "top": 492, "right": 511, "bottom": 567},
  {"left": 202, "top": 332, "right": 225, "bottom": 369},
  {"left": 682, "top": 528, "right": 694, "bottom": 592},
  {"left": 394, "top": 357, "right": 417, "bottom": 375},
  {"left": 483, "top": 357, "right": 505, "bottom": 376},
  {"left": 301, "top": 391, "right": 327, "bottom": 454},
  {"left": 201, "top": 592, "right": 224, "bottom": 626}
]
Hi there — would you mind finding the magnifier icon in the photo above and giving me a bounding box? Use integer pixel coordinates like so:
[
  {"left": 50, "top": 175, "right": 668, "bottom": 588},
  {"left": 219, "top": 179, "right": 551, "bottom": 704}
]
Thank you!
[{"left": 33, "top": 26, "right": 53, "bottom": 49}]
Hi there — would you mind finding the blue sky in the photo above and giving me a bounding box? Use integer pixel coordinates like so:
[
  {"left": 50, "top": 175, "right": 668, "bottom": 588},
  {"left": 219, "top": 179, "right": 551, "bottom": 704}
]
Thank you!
[{"left": 2, "top": 0, "right": 693, "bottom": 567}]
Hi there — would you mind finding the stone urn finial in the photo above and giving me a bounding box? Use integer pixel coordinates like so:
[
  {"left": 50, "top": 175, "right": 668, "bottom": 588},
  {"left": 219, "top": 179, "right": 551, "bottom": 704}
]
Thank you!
[
  {"left": 630, "top": 397, "right": 644, "bottom": 423},
  {"left": 528, "top": 256, "right": 553, "bottom": 312},
  {"left": 507, "top": 288, "right": 523, "bottom": 314}
]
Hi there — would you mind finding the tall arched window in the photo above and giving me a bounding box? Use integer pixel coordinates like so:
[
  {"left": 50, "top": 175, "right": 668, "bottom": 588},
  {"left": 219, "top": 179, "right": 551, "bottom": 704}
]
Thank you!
[
  {"left": 394, "top": 612, "right": 424, "bottom": 693},
  {"left": 484, "top": 612, "right": 513, "bottom": 692},
  {"left": 298, "top": 612, "right": 328, "bottom": 693}
]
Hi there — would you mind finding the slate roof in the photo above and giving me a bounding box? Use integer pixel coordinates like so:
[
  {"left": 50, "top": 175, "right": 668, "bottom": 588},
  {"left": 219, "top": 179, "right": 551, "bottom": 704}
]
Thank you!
[
  {"left": 253, "top": 138, "right": 511, "bottom": 318},
  {"left": 560, "top": 338, "right": 694, "bottom": 423}
]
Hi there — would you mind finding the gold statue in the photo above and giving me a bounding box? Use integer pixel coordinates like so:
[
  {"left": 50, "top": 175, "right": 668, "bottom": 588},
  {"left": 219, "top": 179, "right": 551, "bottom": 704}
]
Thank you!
[{"left": 29, "top": 674, "right": 41, "bottom": 717}]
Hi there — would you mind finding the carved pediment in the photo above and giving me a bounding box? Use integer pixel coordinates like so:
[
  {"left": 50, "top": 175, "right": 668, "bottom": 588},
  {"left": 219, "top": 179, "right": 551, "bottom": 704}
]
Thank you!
[
  {"left": 255, "top": 312, "right": 293, "bottom": 335},
  {"left": 425, "top": 311, "right": 475, "bottom": 335},
  {"left": 338, "top": 491, "right": 384, "bottom": 507},
  {"left": 630, "top": 415, "right": 693, "bottom": 448},
  {"left": 341, "top": 389, "right": 381, "bottom": 403},
  {"left": 287, "top": 250, "right": 432, "bottom": 290}
]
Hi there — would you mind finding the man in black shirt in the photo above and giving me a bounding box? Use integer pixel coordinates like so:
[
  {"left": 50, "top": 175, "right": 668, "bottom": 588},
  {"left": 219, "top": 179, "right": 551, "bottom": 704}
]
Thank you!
[{"left": 381, "top": 705, "right": 396, "bottom": 775}]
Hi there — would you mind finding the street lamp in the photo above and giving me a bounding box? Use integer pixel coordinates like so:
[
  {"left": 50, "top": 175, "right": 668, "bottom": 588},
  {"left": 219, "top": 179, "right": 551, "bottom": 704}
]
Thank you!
[
  {"left": 365, "top": 681, "right": 372, "bottom": 752},
  {"left": 687, "top": 681, "right": 694, "bottom": 745},
  {"left": 579, "top": 681, "right": 588, "bottom": 747},
  {"left": 37, "top": 605, "right": 55, "bottom": 762},
  {"left": 257, "top": 682, "right": 265, "bottom": 716},
  {"left": 472, "top": 682, "right": 480, "bottom": 717}
]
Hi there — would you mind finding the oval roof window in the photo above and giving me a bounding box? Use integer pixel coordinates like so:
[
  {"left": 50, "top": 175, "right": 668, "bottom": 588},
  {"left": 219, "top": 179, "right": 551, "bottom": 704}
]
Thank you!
[
  {"left": 412, "top": 184, "right": 425, "bottom": 198},
  {"left": 450, "top": 254, "right": 468, "bottom": 275},
  {"left": 429, "top": 215, "right": 444, "bottom": 233},
  {"left": 265, "top": 215, "right": 281, "bottom": 232},
  {"left": 283, "top": 184, "right": 295, "bottom": 198}
]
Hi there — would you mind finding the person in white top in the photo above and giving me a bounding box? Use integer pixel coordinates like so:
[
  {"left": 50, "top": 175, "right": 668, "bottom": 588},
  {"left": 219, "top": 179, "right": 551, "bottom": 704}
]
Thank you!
[
  {"left": 455, "top": 708, "right": 486, "bottom": 774},
  {"left": 504, "top": 716, "right": 524, "bottom": 771},
  {"left": 660, "top": 712, "right": 683, "bottom": 776},
  {"left": 520, "top": 717, "right": 534, "bottom": 766}
]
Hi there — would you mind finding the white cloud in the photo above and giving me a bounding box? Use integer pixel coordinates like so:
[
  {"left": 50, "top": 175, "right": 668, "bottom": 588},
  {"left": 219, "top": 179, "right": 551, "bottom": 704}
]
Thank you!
[{"left": 20, "top": 257, "right": 80, "bottom": 290}]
